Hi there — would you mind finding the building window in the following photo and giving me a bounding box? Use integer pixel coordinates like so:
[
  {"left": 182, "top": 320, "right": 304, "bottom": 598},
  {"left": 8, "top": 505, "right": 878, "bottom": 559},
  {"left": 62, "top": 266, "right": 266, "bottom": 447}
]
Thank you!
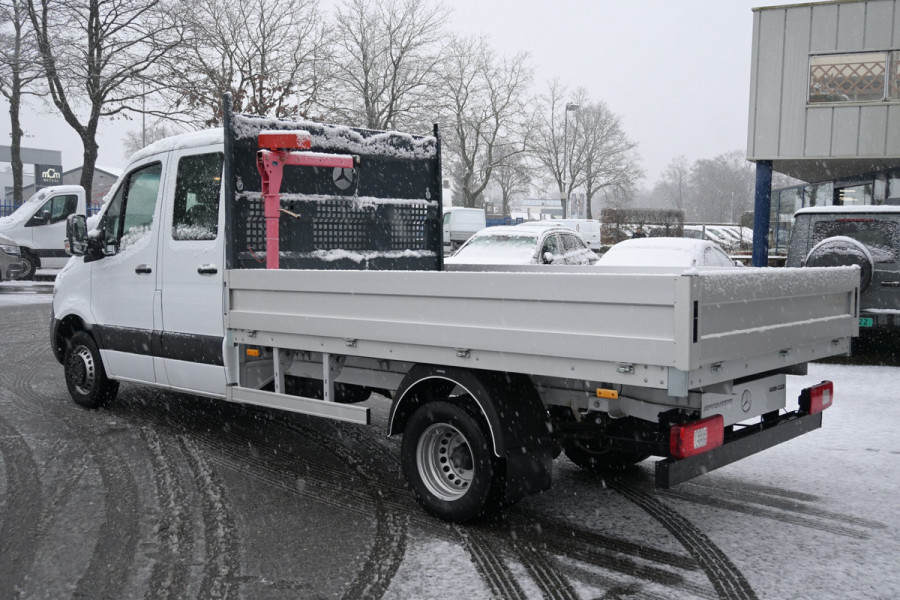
[{"left": 809, "top": 52, "right": 887, "bottom": 103}]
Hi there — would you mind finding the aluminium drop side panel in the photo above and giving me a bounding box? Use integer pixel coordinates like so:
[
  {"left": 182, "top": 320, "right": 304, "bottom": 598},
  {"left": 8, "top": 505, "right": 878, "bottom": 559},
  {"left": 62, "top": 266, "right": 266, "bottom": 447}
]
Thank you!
[
  {"left": 690, "top": 266, "right": 858, "bottom": 371},
  {"left": 225, "top": 268, "right": 689, "bottom": 388},
  {"left": 224, "top": 266, "right": 859, "bottom": 393}
]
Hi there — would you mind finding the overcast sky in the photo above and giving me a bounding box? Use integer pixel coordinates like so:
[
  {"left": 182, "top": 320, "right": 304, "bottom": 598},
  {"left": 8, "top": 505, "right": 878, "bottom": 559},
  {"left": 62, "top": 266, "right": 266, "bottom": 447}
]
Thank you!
[{"left": 1, "top": 0, "right": 795, "bottom": 186}]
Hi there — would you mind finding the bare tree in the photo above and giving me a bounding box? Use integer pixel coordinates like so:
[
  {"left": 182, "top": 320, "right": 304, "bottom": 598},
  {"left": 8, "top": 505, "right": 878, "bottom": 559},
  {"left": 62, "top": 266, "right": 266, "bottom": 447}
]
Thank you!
[
  {"left": 25, "top": 0, "right": 185, "bottom": 197},
  {"left": 658, "top": 155, "right": 691, "bottom": 213},
  {"left": 121, "top": 120, "right": 178, "bottom": 157},
  {"left": 533, "top": 81, "right": 566, "bottom": 207},
  {"left": 493, "top": 143, "right": 532, "bottom": 217},
  {"left": 439, "top": 35, "right": 532, "bottom": 208},
  {"left": 690, "top": 150, "right": 755, "bottom": 223},
  {"left": 165, "top": 0, "right": 330, "bottom": 127},
  {"left": 329, "top": 0, "right": 448, "bottom": 131},
  {"left": 0, "top": 0, "right": 43, "bottom": 204},
  {"left": 573, "top": 102, "right": 642, "bottom": 220}
]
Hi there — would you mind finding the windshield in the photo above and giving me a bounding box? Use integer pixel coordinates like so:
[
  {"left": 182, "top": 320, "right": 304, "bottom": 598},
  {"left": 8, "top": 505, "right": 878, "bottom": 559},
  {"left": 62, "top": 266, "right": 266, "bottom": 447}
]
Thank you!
[
  {"left": 0, "top": 189, "right": 52, "bottom": 226},
  {"left": 452, "top": 232, "right": 538, "bottom": 263}
]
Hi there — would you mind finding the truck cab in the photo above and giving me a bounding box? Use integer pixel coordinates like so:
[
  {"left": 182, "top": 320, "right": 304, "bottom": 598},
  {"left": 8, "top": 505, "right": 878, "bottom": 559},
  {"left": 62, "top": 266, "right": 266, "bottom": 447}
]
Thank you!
[
  {"left": 0, "top": 185, "right": 86, "bottom": 278},
  {"left": 52, "top": 131, "right": 227, "bottom": 398}
]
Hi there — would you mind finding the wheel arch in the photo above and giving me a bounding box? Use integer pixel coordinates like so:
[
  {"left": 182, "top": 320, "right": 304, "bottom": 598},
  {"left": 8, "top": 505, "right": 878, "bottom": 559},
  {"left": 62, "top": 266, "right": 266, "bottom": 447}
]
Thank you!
[
  {"left": 390, "top": 364, "right": 554, "bottom": 504},
  {"left": 51, "top": 312, "right": 92, "bottom": 364},
  {"left": 389, "top": 365, "right": 552, "bottom": 458}
]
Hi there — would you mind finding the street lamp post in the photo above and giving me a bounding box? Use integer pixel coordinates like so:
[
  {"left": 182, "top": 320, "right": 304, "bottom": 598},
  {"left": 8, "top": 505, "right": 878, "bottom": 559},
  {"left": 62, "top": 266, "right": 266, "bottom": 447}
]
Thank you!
[{"left": 562, "top": 102, "right": 580, "bottom": 218}]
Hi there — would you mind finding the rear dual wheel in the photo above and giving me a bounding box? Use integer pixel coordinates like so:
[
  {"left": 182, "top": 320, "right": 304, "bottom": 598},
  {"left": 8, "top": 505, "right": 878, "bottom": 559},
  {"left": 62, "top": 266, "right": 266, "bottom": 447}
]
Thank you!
[
  {"left": 562, "top": 439, "right": 649, "bottom": 472},
  {"left": 401, "top": 401, "right": 503, "bottom": 523}
]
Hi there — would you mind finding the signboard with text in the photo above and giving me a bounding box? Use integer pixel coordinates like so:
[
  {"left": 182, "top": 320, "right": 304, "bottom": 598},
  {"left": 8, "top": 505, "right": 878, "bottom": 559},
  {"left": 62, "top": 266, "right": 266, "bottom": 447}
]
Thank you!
[{"left": 35, "top": 164, "right": 63, "bottom": 189}]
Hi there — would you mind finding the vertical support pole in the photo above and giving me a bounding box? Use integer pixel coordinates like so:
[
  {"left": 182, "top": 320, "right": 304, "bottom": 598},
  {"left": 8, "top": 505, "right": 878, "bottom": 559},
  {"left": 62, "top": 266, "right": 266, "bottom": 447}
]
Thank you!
[
  {"left": 752, "top": 160, "right": 773, "bottom": 267},
  {"left": 257, "top": 150, "right": 285, "bottom": 270},
  {"left": 273, "top": 347, "right": 284, "bottom": 394},
  {"left": 322, "top": 353, "right": 335, "bottom": 403}
]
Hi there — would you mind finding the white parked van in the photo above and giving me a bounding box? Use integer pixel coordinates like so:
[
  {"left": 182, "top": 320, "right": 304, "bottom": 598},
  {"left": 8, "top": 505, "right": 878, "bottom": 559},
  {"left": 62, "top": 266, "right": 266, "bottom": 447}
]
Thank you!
[
  {"left": 0, "top": 185, "right": 87, "bottom": 278},
  {"left": 518, "top": 219, "right": 602, "bottom": 251},
  {"left": 442, "top": 207, "right": 486, "bottom": 254}
]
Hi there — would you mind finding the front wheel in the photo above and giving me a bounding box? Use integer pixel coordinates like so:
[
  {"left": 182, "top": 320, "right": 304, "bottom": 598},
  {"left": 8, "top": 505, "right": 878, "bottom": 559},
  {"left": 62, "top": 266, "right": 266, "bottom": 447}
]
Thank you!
[
  {"left": 18, "top": 248, "right": 37, "bottom": 280},
  {"left": 64, "top": 331, "right": 119, "bottom": 408},
  {"left": 401, "top": 401, "right": 503, "bottom": 523}
]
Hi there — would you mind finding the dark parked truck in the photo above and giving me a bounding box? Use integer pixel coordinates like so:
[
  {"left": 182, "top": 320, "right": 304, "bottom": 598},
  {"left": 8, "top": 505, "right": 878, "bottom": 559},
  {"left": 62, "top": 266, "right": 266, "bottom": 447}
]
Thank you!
[
  {"left": 51, "top": 98, "right": 859, "bottom": 522},
  {"left": 786, "top": 205, "right": 900, "bottom": 333}
]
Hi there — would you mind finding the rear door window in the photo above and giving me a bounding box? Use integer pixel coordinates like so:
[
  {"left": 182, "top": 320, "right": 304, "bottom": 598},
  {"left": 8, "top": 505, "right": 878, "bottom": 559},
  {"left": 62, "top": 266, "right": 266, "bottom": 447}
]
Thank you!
[{"left": 812, "top": 219, "right": 899, "bottom": 262}]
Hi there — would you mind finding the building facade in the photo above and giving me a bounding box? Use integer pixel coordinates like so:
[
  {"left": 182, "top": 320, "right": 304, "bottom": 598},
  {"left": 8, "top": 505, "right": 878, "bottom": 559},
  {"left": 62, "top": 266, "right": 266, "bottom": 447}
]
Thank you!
[{"left": 747, "top": 0, "right": 900, "bottom": 254}]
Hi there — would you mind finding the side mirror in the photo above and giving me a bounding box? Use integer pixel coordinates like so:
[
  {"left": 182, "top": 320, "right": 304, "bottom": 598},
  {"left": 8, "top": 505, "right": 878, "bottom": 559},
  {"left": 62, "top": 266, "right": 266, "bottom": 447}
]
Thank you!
[
  {"left": 542, "top": 252, "right": 555, "bottom": 264},
  {"left": 66, "top": 214, "right": 88, "bottom": 256},
  {"left": 42, "top": 209, "right": 52, "bottom": 223}
]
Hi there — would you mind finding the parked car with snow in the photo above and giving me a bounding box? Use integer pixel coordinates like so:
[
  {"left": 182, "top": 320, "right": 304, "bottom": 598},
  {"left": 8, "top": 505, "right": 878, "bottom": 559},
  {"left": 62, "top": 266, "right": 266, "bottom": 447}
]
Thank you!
[
  {"left": 445, "top": 225, "right": 598, "bottom": 266},
  {"left": 442, "top": 207, "right": 486, "bottom": 254},
  {"left": 0, "top": 233, "right": 24, "bottom": 281},
  {"left": 598, "top": 238, "right": 740, "bottom": 268},
  {"left": 517, "top": 219, "right": 602, "bottom": 251},
  {"left": 52, "top": 99, "right": 860, "bottom": 523},
  {"left": 786, "top": 205, "right": 900, "bottom": 332},
  {"left": 0, "top": 185, "right": 86, "bottom": 279}
]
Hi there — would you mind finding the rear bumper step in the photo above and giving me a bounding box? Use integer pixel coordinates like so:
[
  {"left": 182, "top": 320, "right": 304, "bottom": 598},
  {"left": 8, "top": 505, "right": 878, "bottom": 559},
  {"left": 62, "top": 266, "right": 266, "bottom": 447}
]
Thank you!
[{"left": 655, "top": 411, "right": 823, "bottom": 488}]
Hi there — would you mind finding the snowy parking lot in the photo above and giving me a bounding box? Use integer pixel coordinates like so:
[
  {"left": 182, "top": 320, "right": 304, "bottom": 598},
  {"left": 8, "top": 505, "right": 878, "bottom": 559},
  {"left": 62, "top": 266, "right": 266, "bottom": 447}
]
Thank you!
[{"left": 1, "top": 281, "right": 898, "bottom": 599}]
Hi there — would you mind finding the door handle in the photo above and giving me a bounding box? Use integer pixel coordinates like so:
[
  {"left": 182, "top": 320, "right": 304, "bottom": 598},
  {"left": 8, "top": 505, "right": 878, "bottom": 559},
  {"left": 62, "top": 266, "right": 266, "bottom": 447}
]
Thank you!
[
  {"left": 135, "top": 264, "right": 152, "bottom": 274},
  {"left": 198, "top": 264, "right": 218, "bottom": 275}
]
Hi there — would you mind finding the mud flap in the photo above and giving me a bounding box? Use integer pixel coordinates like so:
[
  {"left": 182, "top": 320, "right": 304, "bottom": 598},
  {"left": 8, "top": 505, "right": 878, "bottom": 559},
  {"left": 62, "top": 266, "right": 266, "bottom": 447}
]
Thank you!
[{"left": 504, "top": 444, "right": 553, "bottom": 504}]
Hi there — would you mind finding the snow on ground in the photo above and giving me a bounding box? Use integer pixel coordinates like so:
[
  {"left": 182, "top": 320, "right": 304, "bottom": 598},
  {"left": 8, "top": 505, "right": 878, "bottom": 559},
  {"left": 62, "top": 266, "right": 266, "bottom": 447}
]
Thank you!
[
  {"left": 3, "top": 281, "right": 898, "bottom": 599},
  {"left": 0, "top": 279, "right": 54, "bottom": 305}
]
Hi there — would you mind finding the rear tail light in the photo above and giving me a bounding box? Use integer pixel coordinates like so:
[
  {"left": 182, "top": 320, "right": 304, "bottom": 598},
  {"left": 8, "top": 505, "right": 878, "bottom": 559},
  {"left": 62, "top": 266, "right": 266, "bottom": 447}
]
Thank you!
[
  {"left": 799, "top": 381, "right": 833, "bottom": 414},
  {"left": 669, "top": 415, "right": 724, "bottom": 459}
]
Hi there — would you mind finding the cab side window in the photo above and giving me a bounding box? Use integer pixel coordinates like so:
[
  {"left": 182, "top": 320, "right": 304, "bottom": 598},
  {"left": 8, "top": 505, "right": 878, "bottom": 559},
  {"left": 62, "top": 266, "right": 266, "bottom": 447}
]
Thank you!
[
  {"left": 172, "top": 153, "right": 223, "bottom": 241},
  {"left": 103, "top": 163, "right": 162, "bottom": 250},
  {"left": 26, "top": 194, "right": 78, "bottom": 226},
  {"left": 541, "top": 234, "right": 561, "bottom": 262}
]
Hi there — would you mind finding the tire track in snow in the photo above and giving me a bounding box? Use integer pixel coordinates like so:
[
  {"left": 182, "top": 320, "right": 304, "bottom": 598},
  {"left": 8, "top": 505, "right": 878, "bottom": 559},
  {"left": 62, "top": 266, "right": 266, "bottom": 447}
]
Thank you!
[
  {"left": 141, "top": 427, "right": 194, "bottom": 600},
  {"left": 272, "top": 414, "right": 409, "bottom": 600},
  {"left": 508, "top": 516, "right": 708, "bottom": 596},
  {"left": 456, "top": 526, "right": 530, "bottom": 600},
  {"left": 5, "top": 337, "right": 143, "bottom": 600},
  {"left": 659, "top": 481, "right": 885, "bottom": 538},
  {"left": 611, "top": 479, "right": 758, "bottom": 600},
  {"left": 117, "top": 392, "right": 410, "bottom": 598},
  {"left": 180, "top": 435, "right": 241, "bottom": 599},
  {"left": 0, "top": 412, "right": 43, "bottom": 599}
]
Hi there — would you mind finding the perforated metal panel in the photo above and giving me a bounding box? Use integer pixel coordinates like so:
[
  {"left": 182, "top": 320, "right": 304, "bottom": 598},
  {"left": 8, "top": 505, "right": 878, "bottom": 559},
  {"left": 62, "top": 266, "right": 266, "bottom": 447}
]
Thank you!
[{"left": 223, "top": 96, "right": 442, "bottom": 271}]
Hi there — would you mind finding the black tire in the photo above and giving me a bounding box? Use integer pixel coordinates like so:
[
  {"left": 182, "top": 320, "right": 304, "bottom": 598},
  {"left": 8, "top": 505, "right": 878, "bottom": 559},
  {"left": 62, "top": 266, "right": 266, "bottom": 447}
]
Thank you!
[
  {"left": 64, "top": 331, "right": 119, "bottom": 408},
  {"left": 562, "top": 438, "right": 649, "bottom": 472},
  {"left": 18, "top": 248, "right": 37, "bottom": 280},
  {"left": 805, "top": 237, "right": 874, "bottom": 291},
  {"left": 401, "top": 401, "right": 503, "bottom": 523}
]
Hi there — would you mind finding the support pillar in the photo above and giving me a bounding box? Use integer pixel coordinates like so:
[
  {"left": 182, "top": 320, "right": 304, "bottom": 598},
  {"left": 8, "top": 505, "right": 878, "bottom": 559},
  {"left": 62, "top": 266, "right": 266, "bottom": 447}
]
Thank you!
[{"left": 752, "top": 160, "right": 773, "bottom": 267}]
